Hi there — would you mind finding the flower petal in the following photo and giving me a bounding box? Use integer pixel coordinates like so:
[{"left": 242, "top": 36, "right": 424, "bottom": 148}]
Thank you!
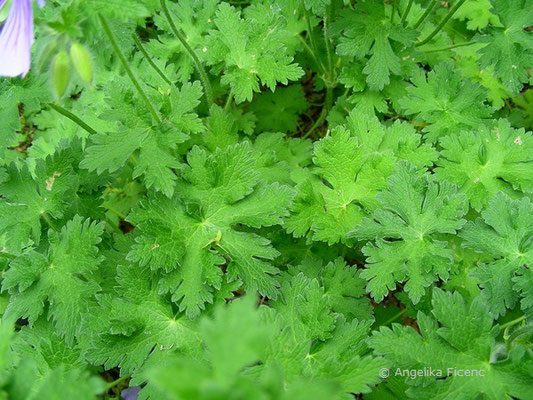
[{"left": 0, "top": 0, "right": 34, "bottom": 77}]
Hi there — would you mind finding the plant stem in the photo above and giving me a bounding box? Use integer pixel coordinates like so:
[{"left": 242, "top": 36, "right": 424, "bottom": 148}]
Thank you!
[
  {"left": 298, "top": 35, "right": 326, "bottom": 74},
  {"left": 303, "top": 7, "right": 319, "bottom": 54},
  {"left": 416, "top": 0, "right": 467, "bottom": 47},
  {"left": 422, "top": 40, "right": 476, "bottom": 53},
  {"left": 160, "top": 0, "right": 214, "bottom": 105},
  {"left": 500, "top": 315, "right": 526, "bottom": 330},
  {"left": 390, "top": 0, "right": 396, "bottom": 23},
  {"left": 131, "top": 33, "right": 173, "bottom": 86},
  {"left": 413, "top": 0, "right": 437, "bottom": 29},
  {"left": 401, "top": 0, "right": 414, "bottom": 25},
  {"left": 323, "top": 4, "right": 334, "bottom": 81},
  {"left": 99, "top": 14, "right": 162, "bottom": 124},
  {"left": 41, "top": 212, "right": 58, "bottom": 232},
  {"left": 102, "top": 203, "right": 128, "bottom": 220},
  {"left": 105, "top": 375, "right": 131, "bottom": 391},
  {"left": 48, "top": 103, "right": 97, "bottom": 135},
  {"left": 303, "top": 85, "right": 333, "bottom": 139},
  {"left": 380, "top": 308, "right": 407, "bottom": 327},
  {"left": 224, "top": 89, "right": 233, "bottom": 110}
]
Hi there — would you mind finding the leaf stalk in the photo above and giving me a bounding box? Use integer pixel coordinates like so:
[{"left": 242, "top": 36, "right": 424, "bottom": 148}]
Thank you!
[
  {"left": 160, "top": 0, "right": 214, "bottom": 105},
  {"left": 99, "top": 14, "right": 162, "bottom": 124}
]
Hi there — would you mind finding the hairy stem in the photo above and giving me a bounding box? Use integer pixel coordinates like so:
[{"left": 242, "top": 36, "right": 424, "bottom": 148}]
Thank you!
[
  {"left": 102, "top": 203, "right": 128, "bottom": 220},
  {"left": 48, "top": 103, "right": 97, "bottom": 135},
  {"left": 105, "top": 375, "right": 131, "bottom": 391},
  {"left": 303, "top": 6, "right": 319, "bottom": 53},
  {"left": 160, "top": 0, "right": 214, "bottom": 105},
  {"left": 413, "top": 0, "right": 438, "bottom": 29},
  {"left": 381, "top": 308, "right": 407, "bottom": 327},
  {"left": 303, "top": 85, "right": 333, "bottom": 139},
  {"left": 99, "top": 14, "right": 162, "bottom": 124},
  {"left": 323, "top": 3, "right": 334, "bottom": 81},
  {"left": 422, "top": 40, "right": 476, "bottom": 53},
  {"left": 416, "top": 0, "right": 467, "bottom": 47},
  {"left": 225, "top": 88, "right": 233, "bottom": 110},
  {"left": 41, "top": 212, "right": 58, "bottom": 232},
  {"left": 131, "top": 33, "right": 173, "bottom": 86},
  {"left": 401, "top": 0, "right": 414, "bottom": 25},
  {"left": 298, "top": 35, "right": 326, "bottom": 74},
  {"left": 500, "top": 315, "right": 526, "bottom": 330}
]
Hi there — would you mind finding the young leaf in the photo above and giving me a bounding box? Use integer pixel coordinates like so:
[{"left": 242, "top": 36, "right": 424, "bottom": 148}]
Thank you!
[{"left": 204, "top": 3, "right": 303, "bottom": 103}]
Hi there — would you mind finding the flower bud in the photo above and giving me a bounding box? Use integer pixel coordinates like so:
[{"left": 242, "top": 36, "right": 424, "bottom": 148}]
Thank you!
[
  {"left": 70, "top": 43, "right": 93, "bottom": 84},
  {"left": 37, "top": 40, "right": 58, "bottom": 73},
  {"left": 51, "top": 50, "right": 71, "bottom": 97}
]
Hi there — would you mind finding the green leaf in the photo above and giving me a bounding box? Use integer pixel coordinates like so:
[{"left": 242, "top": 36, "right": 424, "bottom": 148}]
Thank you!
[
  {"left": 81, "top": 264, "right": 197, "bottom": 374},
  {"left": 205, "top": 3, "right": 304, "bottom": 103},
  {"left": 453, "top": 0, "right": 500, "bottom": 30},
  {"left": 81, "top": 80, "right": 202, "bottom": 197},
  {"left": 349, "top": 162, "right": 467, "bottom": 303},
  {"left": 460, "top": 192, "right": 533, "bottom": 316},
  {"left": 3, "top": 216, "right": 104, "bottom": 345},
  {"left": 336, "top": 1, "right": 417, "bottom": 90},
  {"left": 435, "top": 119, "right": 533, "bottom": 211},
  {"left": 287, "top": 112, "right": 437, "bottom": 244},
  {"left": 370, "top": 289, "right": 533, "bottom": 400},
  {"left": 248, "top": 85, "right": 310, "bottom": 133},
  {"left": 476, "top": 0, "right": 533, "bottom": 93},
  {"left": 399, "top": 63, "right": 493, "bottom": 141},
  {"left": 128, "top": 143, "right": 293, "bottom": 317}
]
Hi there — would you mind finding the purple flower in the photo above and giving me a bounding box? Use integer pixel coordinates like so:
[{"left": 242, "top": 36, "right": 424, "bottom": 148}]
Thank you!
[
  {"left": 121, "top": 386, "right": 141, "bottom": 400},
  {"left": 0, "top": 0, "right": 44, "bottom": 77}
]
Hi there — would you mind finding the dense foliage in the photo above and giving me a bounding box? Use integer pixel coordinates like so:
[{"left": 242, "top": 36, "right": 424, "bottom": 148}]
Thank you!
[{"left": 1, "top": 0, "right": 532, "bottom": 399}]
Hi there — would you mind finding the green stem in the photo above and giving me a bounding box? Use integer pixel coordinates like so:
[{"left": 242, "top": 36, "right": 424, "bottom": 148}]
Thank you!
[
  {"left": 102, "top": 203, "right": 128, "bottom": 220},
  {"left": 131, "top": 33, "right": 173, "bottom": 86},
  {"left": 303, "top": 7, "right": 319, "bottom": 53},
  {"left": 390, "top": 0, "right": 396, "bottom": 23},
  {"left": 380, "top": 308, "right": 407, "bottom": 327},
  {"left": 422, "top": 40, "right": 476, "bottom": 53},
  {"left": 224, "top": 89, "right": 233, "bottom": 110},
  {"left": 298, "top": 35, "right": 326, "bottom": 74},
  {"left": 500, "top": 315, "right": 526, "bottom": 330},
  {"left": 413, "top": 0, "right": 438, "bottom": 29},
  {"left": 99, "top": 14, "right": 161, "bottom": 124},
  {"left": 41, "top": 213, "right": 58, "bottom": 232},
  {"left": 416, "top": 0, "right": 467, "bottom": 47},
  {"left": 48, "top": 103, "right": 97, "bottom": 135},
  {"left": 160, "top": 0, "right": 214, "bottom": 105},
  {"left": 401, "top": 0, "right": 414, "bottom": 25},
  {"left": 303, "top": 86, "right": 333, "bottom": 139},
  {"left": 105, "top": 375, "right": 131, "bottom": 391},
  {"left": 129, "top": 153, "right": 138, "bottom": 166},
  {"left": 323, "top": 4, "right": 334, "bottom": 80}
]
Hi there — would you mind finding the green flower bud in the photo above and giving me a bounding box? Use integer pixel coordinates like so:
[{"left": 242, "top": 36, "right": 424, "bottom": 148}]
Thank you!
[
  {"left": 37, "top": 40, "right": 58, "bottom": 73},
  {"left": 52, "top": 51, "right": 71, "bottom": 98},
  {"left": 70, "top": 43, "right": 93, "bottom": 84}
]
